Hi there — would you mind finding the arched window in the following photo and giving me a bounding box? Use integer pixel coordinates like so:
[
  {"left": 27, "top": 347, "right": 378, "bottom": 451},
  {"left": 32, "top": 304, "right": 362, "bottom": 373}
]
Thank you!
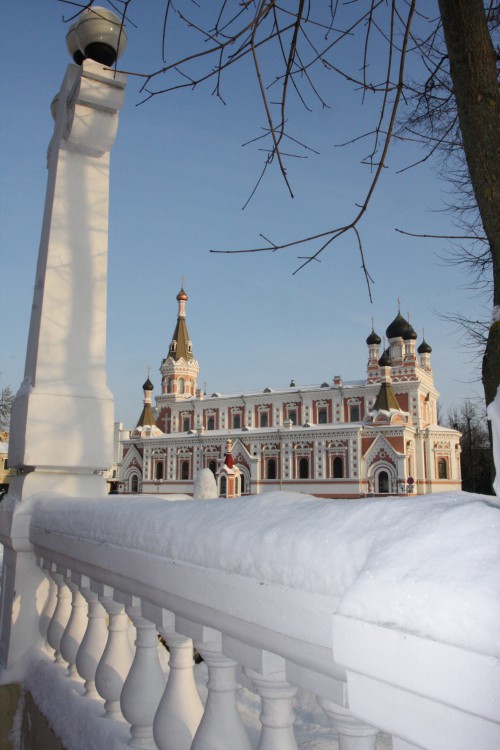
[
  {"left": 181, "top": 461, "right": 189, "bottom": 480},
  {"left": 130, "top": 475, "right": 139, "bottom": 493},
  {"left": 235, "top": 477, "right": 239, "bottom": 495},
  {"left": 377, "top": 471, "right": 389, "bottom": 493},
  {"left": 220, "top": 475, "right": 227, "bottom": 497},
  {"left": 333, "top": 457, "right": 343, "bottom": 479},
  {"left": 155, "top": 462, "right": 163, "bottom": 480},
  {"left": 240, "top": 474, "right": 245, "bottom": 494},
  {"left": 208, "top": 460, "right": 217, "bottom": 474},
  {"left": 260, "top": 412, "right": 268, "bottom": 427},
  {"left": 299, "top": 457, "right": 309, "bottom": 479},
  {"left": 233, "top": 414, "right": 241, "bottom": 429},
  {"left": 267, "top": 458, "right": 277, "bottom": 479},
  {"left": 178, "top": 378, "right": 185, "bottom": 394},
  {"left": 183, "top": 417, "right": 190, "bottom": 432},
  {"left": 318, "top": 408, "right": 327, "bottom": 424},
  {"left": 438, "top": 458, "right": 448, "bottom": 479},
  {"left": 168, "top": 378, "right": 173, "bottom": 393},
  {"left": 207, "top": 416, "right": 215, "bottom": 430}
]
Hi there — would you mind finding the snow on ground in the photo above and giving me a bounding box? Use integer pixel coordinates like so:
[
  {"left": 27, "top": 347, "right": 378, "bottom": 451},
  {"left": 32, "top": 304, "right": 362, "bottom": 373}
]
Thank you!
[
  {"left": 9, "top": 644, "right": 392, "bottom": 750},
  {"left": 31, "top": 490, "right": 500, "bottom": 657}
]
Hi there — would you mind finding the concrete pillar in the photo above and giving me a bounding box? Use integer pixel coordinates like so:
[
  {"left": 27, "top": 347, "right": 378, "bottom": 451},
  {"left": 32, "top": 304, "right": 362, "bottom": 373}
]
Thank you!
[{"left": 0, "top": 58, "right": 126, "bottom": 670}]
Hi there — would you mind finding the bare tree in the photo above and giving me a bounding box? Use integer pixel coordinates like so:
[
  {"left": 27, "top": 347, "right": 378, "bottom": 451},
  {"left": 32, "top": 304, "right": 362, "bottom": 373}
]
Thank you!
[
  {"left": 0, "top": 385, "right": 14, "bottom": 431},
  {"left": 448, "top": 399, "right": 493, "bottom": 494},
  {"left": 61, "top": 1, "right": 500, "bottom": 411}
]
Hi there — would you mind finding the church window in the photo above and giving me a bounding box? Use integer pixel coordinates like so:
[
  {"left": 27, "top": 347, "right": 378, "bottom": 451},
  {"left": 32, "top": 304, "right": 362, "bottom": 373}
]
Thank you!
[
  {"left": 220, "top": 476, "right": 227, "bottom": 497},
  {"left": 267, "top": 458, "right": 277, "bottom": 479},
  {"left": 181, "top": 461, "right": 189, "bottom": 480},
  {"left": 130, "top": 475, "right": 139, "bottom": 493},
  {"left": 333, "top": 457, "right": 343, "bottom": 478},
  {"left": 233, "top": 413, "right": 241, "bottom": 429},
  {"left": 350, "top": 405, "right": 360, "bottom": 422},
  {"left": 260, "top": 412, "right": 268, "bottom": 427},
  {"left": 178, "top": 378, "right": 185, "bottom": 394},
  {"left": 318, "top": 408, "right": 327, "bottom": 424},
  {"left": 208, "top": 460, "right": 217, "bottom": 474},
  {"left": 241, "top": 474, "right": 245, "bottom": 494},
  {"left": 299, "top": 457, "right": 309, "bottom": 479},
  {"left": 155, "top": 462, "right": 163, "bottom": 480},
  {"left": 438, "top": 458, "right": 448, "bottom": 479},
  {"left": 288, "top": 409, "right": 297, "bottom": 425},
  {"left": 183, "top": 417, "right": 190, "bottom": 432},
  {"left": 235, "top": 477, "right": 239, "bottom": 495},
  {"left": 207, "top": 416, "right": 215, "bottom": 430}
]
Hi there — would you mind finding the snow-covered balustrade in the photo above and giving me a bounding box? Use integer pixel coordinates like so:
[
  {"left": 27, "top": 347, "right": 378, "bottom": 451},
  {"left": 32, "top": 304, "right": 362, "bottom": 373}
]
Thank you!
[{"left": 23, "top": 490, "right": 500, "bottom": 750}]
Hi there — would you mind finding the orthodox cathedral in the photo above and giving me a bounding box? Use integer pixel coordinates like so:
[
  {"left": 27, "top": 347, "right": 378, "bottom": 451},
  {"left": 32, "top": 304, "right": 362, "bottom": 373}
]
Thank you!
[{"left": 117, "top": 288, "right": 462, "bottom": 498}]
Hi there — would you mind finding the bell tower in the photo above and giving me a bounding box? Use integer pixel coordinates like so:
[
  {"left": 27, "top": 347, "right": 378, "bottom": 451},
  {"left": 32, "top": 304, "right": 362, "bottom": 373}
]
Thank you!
[{"left": 159, "top": 287, "right": 199, "bottom": 401}]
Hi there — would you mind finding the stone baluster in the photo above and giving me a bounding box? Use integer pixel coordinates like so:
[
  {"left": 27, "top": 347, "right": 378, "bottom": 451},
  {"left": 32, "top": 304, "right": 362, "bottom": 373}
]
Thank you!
[
  {"left": 245, "top": 668, "right": 298, "bottom": 750},
  {"left": 118, "top": 595, "right": 166, "bottom": 749},
  {"left": 93, "top": 584, "right": 134, "bottom": 719},
  {"left": 59, "top": 574, "right": 88, "bottom": 677},
  {"left": 318, "top": 699, "right": 379, "bottom": 750},
  {"left": 142, "top": 604, "right": 203, "bottom": 750},
  {"left": 46, "top": 568, "right": 72, "bottom": 665},
  {"left": 39, "top": 560, "right": 57, "bottom": 644},
  {"left": 74, "top": 575, "right": 108, "bottom": 698},
  {"left": 188, "top": 626, "right": 251, "bottom": 750}
]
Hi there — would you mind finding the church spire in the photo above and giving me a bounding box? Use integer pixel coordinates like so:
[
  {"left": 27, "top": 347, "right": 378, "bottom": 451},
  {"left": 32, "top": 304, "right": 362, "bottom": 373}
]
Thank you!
[{"left": 168, "top": 287, "right": 193, "bottom": 361}]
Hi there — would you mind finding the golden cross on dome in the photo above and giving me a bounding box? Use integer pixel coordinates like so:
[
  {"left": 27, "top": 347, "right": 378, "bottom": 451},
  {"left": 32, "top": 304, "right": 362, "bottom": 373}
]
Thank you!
[
  {"left": 181, "top": 274, "right": 185, "bottom": 289},
  {"left": 397, "top": 297, "right": 401, "bottom": 312}
]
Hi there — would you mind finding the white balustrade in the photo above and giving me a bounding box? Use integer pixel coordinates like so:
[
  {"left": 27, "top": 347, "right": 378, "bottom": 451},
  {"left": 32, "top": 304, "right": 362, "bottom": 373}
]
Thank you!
[
  {"left": 59, "top": 575, "right": 88, "bottom": 677},
  {"left": 143, "top": 604, "right": 203, "bottom": 750},
  {"left": 119, "top": 596, "right": 166, "bottom": 749},
  {"left": 74, "top": 574, "right": 108, "bottom": 698},
  {"left": 21, "top": 495, "right": 500, "bottom": 750},
  {"left": 93, "top": 585, "right": 134, "bottom": 718},
  {"left": 46, "top": 569, "right": 72, "bottom": 665}
]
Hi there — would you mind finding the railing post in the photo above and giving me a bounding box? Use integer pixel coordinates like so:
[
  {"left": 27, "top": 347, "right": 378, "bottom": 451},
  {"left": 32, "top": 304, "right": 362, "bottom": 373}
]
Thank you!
[
  {"left": 46, "top": 569, "right": 72, "bottom": 665},
  {"left": 142, "top": 604, "right": 203, "bottom": 750},
  {"left": 245, "top": 668, "right": 298, "bottom": 750},
  {"left": 93, "top": 585, "right": 134, "bottom": 719},
  {"left": 59, "top": 573, "right": 88, "bottom": 677},
  {"left": 318, "top": 699, "right": 379, "bottom": 750},
  {"left": 118, "top": 596, "right": 166, "bottom": 749},
  {"left": 39, "top": 560, "right": 57, "bottom": 644},
  {"left": 74, "top": 574, "right": 108, "bottom": 698},
  {"left": 188, "top": 626, "right": 251, "bottom": 750}
]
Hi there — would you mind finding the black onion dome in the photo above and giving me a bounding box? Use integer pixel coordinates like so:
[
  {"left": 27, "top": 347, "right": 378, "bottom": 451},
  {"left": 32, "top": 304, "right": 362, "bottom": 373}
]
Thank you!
[
  {"left": 366, "top": 328, "right": 382, "bottom": 345},
  {"left": 378, "top": 348, "right": 391, "bottom": 367},
  {"left": 142, "top": 377, "right": 154, "bottom": 391},
  {"left": 403, "top": 323, "right": 418, "bottom": 341},
  {"left": 418, "top": 339, "right": 432, "bottom": 354},
  {"left": 386, "top": 311, "right": 410, "bottom": 339}
]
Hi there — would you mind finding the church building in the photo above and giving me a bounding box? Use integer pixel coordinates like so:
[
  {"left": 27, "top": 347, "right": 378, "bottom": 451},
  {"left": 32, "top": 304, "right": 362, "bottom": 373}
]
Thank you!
[{"left": 118, "top": 288, "right": 462, "bottom": 498}]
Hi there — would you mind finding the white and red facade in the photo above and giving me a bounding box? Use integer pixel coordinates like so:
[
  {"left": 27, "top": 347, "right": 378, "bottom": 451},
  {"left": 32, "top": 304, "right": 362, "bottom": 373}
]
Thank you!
[{"left": 118, "top": 293, "right": 462, "bottom": 498}]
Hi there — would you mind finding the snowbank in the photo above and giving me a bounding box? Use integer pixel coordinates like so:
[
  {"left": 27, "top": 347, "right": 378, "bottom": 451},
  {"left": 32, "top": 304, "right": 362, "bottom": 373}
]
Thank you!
[{"left": 31, "top": 491, "right": 500, "bottom": 658}]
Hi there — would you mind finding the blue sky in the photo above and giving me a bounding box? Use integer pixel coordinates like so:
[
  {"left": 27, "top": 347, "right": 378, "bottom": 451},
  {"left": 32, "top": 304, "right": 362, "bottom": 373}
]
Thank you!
[{"left": 1, "top": 2, "right": 490, "bottom": 428}]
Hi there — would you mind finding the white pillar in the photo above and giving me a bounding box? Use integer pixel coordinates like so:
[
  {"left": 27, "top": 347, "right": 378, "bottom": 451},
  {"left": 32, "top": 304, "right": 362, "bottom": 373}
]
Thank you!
[
  {"left": 245, "top": 668, "right": 298, "bottom": 750},
  {"left": 59, "top": 577, "right": 88, "bottom": 677},
  {"left": 191, "top": 638, "right": 251, "bottom": 750},
  {"left": 46, "top": 571, "right": 72, "bottom": 665},
  {"left": 0, "top": 57, "right": 127, "bottom": 671},
  {"left": 141, "top": 605, "right": 203, "bottom": 750},
  {"left": 120, "top": 602, "right": 166, "bottom": 749},
  {"left": 75, "top": 575, "right": 108, "bottom": 698},
  {"left": 94, "top": 592, "right": 134, "bottom": 718}
]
